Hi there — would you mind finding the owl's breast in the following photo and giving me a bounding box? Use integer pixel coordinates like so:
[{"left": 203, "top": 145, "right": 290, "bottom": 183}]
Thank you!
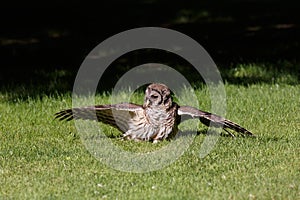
[{"left": 123, "top": 104, "right": 179, "bottom": 142}]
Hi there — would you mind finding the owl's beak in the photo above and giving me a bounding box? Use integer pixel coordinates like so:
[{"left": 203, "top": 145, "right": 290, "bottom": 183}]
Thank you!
[{"left": 145, "top": 98, "right": 150, "bottom": 107}]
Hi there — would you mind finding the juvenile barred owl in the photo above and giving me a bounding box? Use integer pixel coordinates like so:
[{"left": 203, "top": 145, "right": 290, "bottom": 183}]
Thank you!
[{"left": 55, "top": 83, "right": 254, "bottom": 142}]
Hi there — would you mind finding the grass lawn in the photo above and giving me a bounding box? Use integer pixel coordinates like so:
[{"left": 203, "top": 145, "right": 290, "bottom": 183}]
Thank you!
[{"left": 0, "top": 67, "right": 299, "bottom": 199}]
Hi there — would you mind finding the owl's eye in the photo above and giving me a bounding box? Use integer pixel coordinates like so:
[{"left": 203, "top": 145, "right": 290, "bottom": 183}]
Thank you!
[
  {"left": 164, "top": 96, "right": 170, "bottom": 104},
  {"left": 151, "top": 95, "right": 159, "bottom": 99}
]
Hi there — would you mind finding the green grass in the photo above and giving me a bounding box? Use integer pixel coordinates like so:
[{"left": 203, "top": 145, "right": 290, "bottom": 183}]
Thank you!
[
  {"left": 222, "top": 61, "right": 299, "bottom": 85},
  {"left": 1, "top": 71, "right": 300, "bottom": 199}
]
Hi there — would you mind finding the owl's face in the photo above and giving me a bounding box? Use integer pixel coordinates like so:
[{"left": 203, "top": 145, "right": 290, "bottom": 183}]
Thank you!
[{"left": 144, "top": 83, "right": 172, "bottom": 109}]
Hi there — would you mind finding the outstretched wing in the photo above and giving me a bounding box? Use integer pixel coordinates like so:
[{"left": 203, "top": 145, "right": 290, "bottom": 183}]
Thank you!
[
  {"left": 177, "top": 106, "right": 254, "bottom": 137},
  {"left": 55, "top": 103, "right": 144, "bottom": 133}
]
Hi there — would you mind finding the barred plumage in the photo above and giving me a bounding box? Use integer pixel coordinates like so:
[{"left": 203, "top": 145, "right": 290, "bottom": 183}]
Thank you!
[{"left": 55, "top": 83, "right": 254, "bottom": 142}]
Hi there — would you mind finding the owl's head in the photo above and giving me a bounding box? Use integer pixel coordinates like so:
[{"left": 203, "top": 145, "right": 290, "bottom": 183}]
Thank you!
[{"left": 144, "top": 83, "right": 172, "bottom": 109}]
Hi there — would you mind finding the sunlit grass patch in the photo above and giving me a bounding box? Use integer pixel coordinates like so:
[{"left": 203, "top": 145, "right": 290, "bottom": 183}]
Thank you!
[{"left": 0, "top": 79, "right": 299, "bottom": 199}]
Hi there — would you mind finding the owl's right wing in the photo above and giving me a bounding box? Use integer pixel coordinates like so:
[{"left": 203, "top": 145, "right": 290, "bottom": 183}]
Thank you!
[
  {"left": 177, "top": 106, "right": 254, "bottom": 137},
  {"left": 55, "top": 103, "right": 144, "bottom": 133}
]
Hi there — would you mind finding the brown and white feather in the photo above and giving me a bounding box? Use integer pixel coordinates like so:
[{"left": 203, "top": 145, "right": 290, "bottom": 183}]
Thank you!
[{"left": 55, "top": 83, "right": 254, "bottom": 142}]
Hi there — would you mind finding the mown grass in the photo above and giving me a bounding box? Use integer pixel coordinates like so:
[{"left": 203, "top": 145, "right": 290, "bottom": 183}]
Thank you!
[{"left": 0, "top": 65, "right": 300, "bottom": 199}]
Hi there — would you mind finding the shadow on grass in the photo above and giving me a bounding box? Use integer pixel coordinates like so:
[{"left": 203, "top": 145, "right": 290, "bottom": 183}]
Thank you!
[
  {"left": 1, "top": 0, "right": 299, "bottom": 100},
  {"left": 1, "top": 59, "right": 298, "bottom": 102},
  {"left": 222, "top": 61, "right": 300, "bottom": 85}
]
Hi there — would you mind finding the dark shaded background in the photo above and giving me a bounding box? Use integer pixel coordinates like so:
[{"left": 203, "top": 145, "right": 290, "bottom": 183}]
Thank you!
[{"left": 1, "top": 0, "right": 299, "bottom": 93}]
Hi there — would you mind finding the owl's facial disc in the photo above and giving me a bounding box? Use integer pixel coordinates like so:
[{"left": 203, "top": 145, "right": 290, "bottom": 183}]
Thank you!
[
  {"left": 145, "top": 90, "right": 162, "bottom": 107},
  {"left": 144, "top": 83, "right": 172, "bottom": 108}
]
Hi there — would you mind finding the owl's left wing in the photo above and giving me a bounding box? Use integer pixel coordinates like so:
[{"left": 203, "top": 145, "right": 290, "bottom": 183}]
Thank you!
[
  {"left": 55, "top": 103, "right": 144, "bottom": 133},
  {"left": 177, "top": 106, "right": 254, "bottom": 137}
]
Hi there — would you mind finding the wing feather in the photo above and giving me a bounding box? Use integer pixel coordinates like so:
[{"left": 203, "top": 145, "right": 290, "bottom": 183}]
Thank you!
[
  {"left": 55, "top": 103, "right": 144, "bottom": 133},
  {"left": 178, "top": 106, "right": 254, "bottom": 137}
]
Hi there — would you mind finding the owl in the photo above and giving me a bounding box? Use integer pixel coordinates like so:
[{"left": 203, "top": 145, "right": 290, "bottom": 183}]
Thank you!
[{"left": 55, "top": 83, "right": 254, "bottom": 142}]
